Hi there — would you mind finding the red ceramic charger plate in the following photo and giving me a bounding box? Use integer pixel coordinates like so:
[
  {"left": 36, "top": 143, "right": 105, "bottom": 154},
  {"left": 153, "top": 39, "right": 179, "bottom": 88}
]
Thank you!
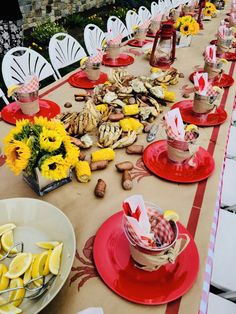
[
  {"left": 224, "top": 52, "right": 236, "bottom": 61},
  {"left": 128, "top": 39, "right": 153, "bottom": 47},
  {"left": 93, "top": 211, "right": 199, "bottom": 305},
  {"left": 68, "top": 71, "right": 108, "bottom": 89},
  {"left": 189, "top": 70, "right": 234, "bottom": 88},
  {"left": 102, "top": 54, "right": 134, "bottom": 67},
  {"left": 1, "top": 99, "right": 60, "bottom": 125},
  {"left": 143, "top": 140, "right": 215, "bottom": 183},
  {"left": 146, "top": 31, "right": 156, "bottom": 38},
  {"left": 210, "top": 39, "right": 236, "bottom": 48},
  {"left": 172, "top": 100, "right": 227, "bottom": 127}
]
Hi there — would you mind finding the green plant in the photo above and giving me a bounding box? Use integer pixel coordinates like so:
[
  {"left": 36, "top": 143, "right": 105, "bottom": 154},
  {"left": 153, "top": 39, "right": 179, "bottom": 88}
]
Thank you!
[
  {"left": 31, "top": 20, "right": 66, "bottom": 45},
  {"left": 111, "top": 7, "right": 127, "bottom": 21},
  {"left": 88, "top": 14, "right": 105, "bottom": 30},
  {"left": 63, "top": 14, "right": 87, "bottom": 28}
]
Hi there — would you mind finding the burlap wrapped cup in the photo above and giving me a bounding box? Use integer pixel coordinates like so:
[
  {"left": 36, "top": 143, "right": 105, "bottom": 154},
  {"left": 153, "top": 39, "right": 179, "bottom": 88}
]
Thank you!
[
  {"left": 216, "top": 37, "right": 232, "bottom": 55},
  {"left": 134, "top": 28, "right": 147, "bottom": 43},
  {"left": 15, "top": 90, "right": 40, "bottom": 115},
  {"left": 84, "top": 63, "right": 101, "bottom": 81},
  {"left": 193, "top": 92, "right": 217, "bottom": 114},
  {"left": 106, "top": 43, "right": 121, "bottom": 60},
  {"left": 204, "top": 60, "right": 223, "bottom": 80},
  {"left": 123, "top": 202, "right": 190, "bottom": 272}
]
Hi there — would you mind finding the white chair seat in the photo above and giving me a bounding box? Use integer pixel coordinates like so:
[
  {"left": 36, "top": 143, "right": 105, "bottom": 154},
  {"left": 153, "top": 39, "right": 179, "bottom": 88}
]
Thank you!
[
  {"left": 0, "top": 88, "right": 9, "bottom": 105},
  {"left": 208, "top": 293, "right": 236, "bottom": 314},
  {"left": 226, "top": 127, "right": 236, "bottom": 157},
  {"left": 221, "top": 158, "right": 236, "bottom": 207},
  {"left": 211, "top": 209, "right": 236, "bottom": 291}
]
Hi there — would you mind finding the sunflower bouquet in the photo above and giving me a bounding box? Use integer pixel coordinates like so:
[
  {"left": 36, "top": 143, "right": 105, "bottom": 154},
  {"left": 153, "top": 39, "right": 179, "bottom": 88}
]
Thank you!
[
  {"left": 203, "top": 2, "right": 217, "bottom": 18},
  {"left": 3, "top": 117, "right": 79, "bottom": 184},
  {"left": 174, "top": 16, "right": 200, "bottom": 37}
]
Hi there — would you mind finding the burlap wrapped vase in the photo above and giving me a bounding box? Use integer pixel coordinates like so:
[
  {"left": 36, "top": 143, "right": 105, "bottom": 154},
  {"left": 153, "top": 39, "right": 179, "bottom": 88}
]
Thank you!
[
  {"left": 85, "top": 63, "right": 101, "bottom": 81},
  {"left": 204, "top": 60, "right": 223, "bottom": 80},
  {"left": 15, "top": 90, "right": 40, "bottom": 115},
  {"left": 106, "top": 43, "right": 121, "bottom": 60},
  {"left": 193, "top": 92, "right": 218, "bottom": 114},
  {"left": 167, "top": 136, "right": 199, "bottom": 164}
]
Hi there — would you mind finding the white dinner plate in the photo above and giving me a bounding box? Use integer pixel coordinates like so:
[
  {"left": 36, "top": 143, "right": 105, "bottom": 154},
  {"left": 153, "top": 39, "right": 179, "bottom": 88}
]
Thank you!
[{"left": 0, "top": 198, "right": 76, "bottom": 314}]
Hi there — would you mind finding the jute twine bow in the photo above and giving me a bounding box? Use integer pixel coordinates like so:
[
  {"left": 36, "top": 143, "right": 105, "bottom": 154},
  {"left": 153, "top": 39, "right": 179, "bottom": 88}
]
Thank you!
[{"left": 130, "top": 234, "right": 190, "bottom": 272}]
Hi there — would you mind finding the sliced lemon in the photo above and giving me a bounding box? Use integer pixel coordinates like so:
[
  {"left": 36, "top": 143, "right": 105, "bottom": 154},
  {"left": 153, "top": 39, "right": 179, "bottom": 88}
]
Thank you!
[
  {"left": 5, "top": 253, "right": 32, "bottom": 279},
  {"left": 185, "top": 124, "right": 198, "bottom": 132},
  {"left": 43, "top": 250, "right": 52, "bottom": 276},
  {"left": 0, "top": 296, "right": 22, "bottom": 314},
  {"left": 23, "top": 254, "right": 37, "bottom": 285},
  {"left": 36, "top": 241, "right": 60, "bottom": 250},
  {"left": 7, "top": 85, "right": 20, "bottom": 98},
  {"left": 32, "top": 251, "right": 48, "bottom": 287},
  {"left": 80, "top": 57, "right": 88, "bottom": 67},
  {"left": 8, "top": 278, "right": 25, "bottom": 307},
  {"left": 132, "top": 25, "right": 139, "bottom": 31},
  {"left": 0, "top": 264, "right": 9, "bottom": 291},
  {"left": 1, "top": 230, "right": 17, "bottom": 254},
  {"left": 101, "top": 38, "right": 107, "bottom": 47},
  {"left": 164, "top": 210, "right": 179, "bottom": 222},
  {"left": 151, "top": 67, "right": 162, "bottom": 73},
  {"left": 0, "top": 224, "right": 16, "bottom": 237},
  {"left": 49, "top": 242, "right": 63, "bottom": 275},
  {"left": 219, "top": 58, "right": 228, "bottom": 64}
]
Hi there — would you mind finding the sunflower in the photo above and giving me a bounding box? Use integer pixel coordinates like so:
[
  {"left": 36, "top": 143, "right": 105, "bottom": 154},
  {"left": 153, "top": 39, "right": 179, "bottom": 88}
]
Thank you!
[
  {"left": 174, "top": 17, "right": 182, "bottom": 29},
  {"left": 34, "top": 116, "right": 48, "bottom": 128},
  {"left": 46, "top": 120, "right": 67, "bottom": 136},
  {"left": 190, "top": 21, "right": 200, "bottom": 35},
  {"left": 63, "top": 137, "right": 80, "bottom": 167},
  {"left": 181, "top": 15, "right": 193, "bottom": 23},
  {"left": 4, "top": 140, "right": 31, "bottom": 175},
  {"left": 203, "top": 7, "right": 213, "bottom": 16},
  {"left": 39, "top": 127, "right": 63, "bottom": 152},
  {"left": 180, "top": 22, "right": 192, "bottom": 36},
  {"left": 4, "top": 119, "right": 30, "bottom": 146},
  {"left": 40, "top": 155, "right": 70, "bottom": 180}
]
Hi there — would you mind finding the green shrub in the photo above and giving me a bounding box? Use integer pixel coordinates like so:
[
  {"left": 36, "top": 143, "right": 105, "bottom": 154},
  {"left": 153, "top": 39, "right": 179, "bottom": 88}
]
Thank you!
[
  {"left": 31, "top": 20, "right": 66, "bottom": 45},
  {"left": 88, "top": 14, "right": 105, "bottom": 30},
  {"left": 111, "top": 7, "right": 127, "bottom": 21},
  {"left": 63, "top": 14, "right": 87, "bottom": 28}
]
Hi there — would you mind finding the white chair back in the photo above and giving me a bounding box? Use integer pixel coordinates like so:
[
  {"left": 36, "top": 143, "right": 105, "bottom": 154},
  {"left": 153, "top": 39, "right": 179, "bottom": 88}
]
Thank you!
[
  {"left": 151, "top": 1, "right": 162, "bottom": 16},
  {"left": 49, "top": 33, "right": 86, "bottom": 78},
  {"left": 2, "top": 47, "right": 58, "bottom": 88},
  {"left": 208, "top": 293, "right": 236, "bottom": 314},
  {"left": 107, "top": 16, "right": 130, "bottom": 41},
  {"left": 125, "top": 10, "right": 142, "bottom": 36},
  {"left": 84, "top": 24, "right": 106, "bottom": 56},
  {"left": 138, "top": 6, "right": 152, "bottom": 23},
  {"left": 0, "top": 88, "right": 9, "bottom": 105}
]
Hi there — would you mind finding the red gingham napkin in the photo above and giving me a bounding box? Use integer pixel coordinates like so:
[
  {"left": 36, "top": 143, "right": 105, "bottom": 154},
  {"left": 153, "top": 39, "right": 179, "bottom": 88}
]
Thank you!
[
  {"left": 124, "top": 207, "right": 175, "bottom": 249},
  {"left": 139, "top": 20, "right": 151, "bottom": 29},
  {"left": 108, "top": 34, "right": 123, "bottom": 45},
  {"left": 18, "top": 75, "right": 39, "bottom": 93},
  {"left": 206, "top": 83, "right": 219, "bottom": 97},
  {"left": 88, "top": 49, "right": 104, "bottom": 65}
]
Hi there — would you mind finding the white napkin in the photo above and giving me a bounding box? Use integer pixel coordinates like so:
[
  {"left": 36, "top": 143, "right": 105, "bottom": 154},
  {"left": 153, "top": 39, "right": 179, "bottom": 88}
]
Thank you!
[{"left": 77, "top": 308, "right": 104, "bottom": 314}]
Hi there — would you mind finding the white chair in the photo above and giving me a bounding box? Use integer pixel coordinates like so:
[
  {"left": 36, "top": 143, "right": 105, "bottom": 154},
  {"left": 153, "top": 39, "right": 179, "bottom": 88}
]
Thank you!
[
  {"left": 107, "top": 16, "right": 130, "bottom": 41},
  {"left": 0, "top": 88, "right": 9, "bottom": 105},
  {"left": 226, "top": 127, "right": 236, "bottom": 158},
  {"left": 220, "top": 158, "right": 236, "bottom": 208},
  {"left": 2, "top": 47, "right": 58, "bottom": 88},
  {"left": 125, "top": 10, "right": 142, "bottom": 37},
  {"left": 138, "top": 6, "right": 152, "bottom": 23},
  {"left": 151, "top": 1, "right": 162, "bottom": 16},
  {"left": 231, "top": 109, "right": 236, "bottom": 126},
  {"left": 208, "top": 293, "right": 236, "bottom": 314},
  {"left": 49, "top": 33, "right": 87, "bottom": 79},
  {"left": 84, "top": 24, "right": 106, "bottom": 56},
  {"left": 211, "top": 209, "right": 236, "bottom": 291}
]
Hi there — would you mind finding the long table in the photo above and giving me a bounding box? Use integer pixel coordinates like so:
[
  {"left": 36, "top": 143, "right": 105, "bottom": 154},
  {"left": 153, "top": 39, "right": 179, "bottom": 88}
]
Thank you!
[{"left": 0, "top": 8, "right": 235, "bottom": 314}]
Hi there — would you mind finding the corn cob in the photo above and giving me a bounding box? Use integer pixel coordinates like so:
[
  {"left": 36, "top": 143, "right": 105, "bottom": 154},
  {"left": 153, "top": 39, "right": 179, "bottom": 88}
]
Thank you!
[
  {"left": 119, "top": 118, "right": 143, "bottom": 134},
  {"left": 123, "top": 104, "right": 140, "bottom": 116},
  {"left": 96, "top": 104, "right": 108, "bottom": 113},
  {"left": 91, "top": 148, "right": 115, "bottom": 162},
  {"left": 164, "top": 90, "right": 176, "bottom": 102},
  {"left": 75, "top": 161, "right": 91, "bottom": 183}
]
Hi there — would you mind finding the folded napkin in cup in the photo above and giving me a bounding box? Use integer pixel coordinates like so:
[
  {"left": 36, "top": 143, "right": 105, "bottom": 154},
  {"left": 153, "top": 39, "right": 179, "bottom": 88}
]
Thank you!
[
  {"left": 87, "top": 50, "right": 104, "bottom": 65},
  {"left": 17, "top": 74, "right": 39, "bottom": 94},
  {"left": 138, "top": 20, "right": 151, "bottom": 29},
  {"left": 205, "top": 45, "right": 217, "bottom": 63},
  {"left": 164, "top": 108, "right": 185, "bottom": 140},
  {"left": 193, "top": 72, "right": 220, "bottom": 97}
]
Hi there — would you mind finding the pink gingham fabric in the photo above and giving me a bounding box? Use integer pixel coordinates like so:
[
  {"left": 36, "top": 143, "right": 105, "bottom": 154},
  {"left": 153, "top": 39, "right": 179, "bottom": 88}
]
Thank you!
[
  {"left": 139, "top": 20, "right": 151, "bottom": 29},
  {"left": 206, "top": 83, "right": 219, "bottom": 97},
  {"left": 108, "top": 34, "right": 122, "bottom": 45},
  {"left": 88, "top": 50, "right": 104, "bottom": 65},
  {"left": 123, "top": 207, "right": 175, "bottom": 249},
  {"left": 18, "top": 75, "right": 39, "bottom": 93}
]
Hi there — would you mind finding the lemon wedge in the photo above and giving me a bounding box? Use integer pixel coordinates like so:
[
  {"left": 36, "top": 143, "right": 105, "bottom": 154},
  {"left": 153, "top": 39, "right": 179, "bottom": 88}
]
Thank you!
[
  {"left": 80, "top": 57, "right": 88, "bottom": 67},
  {"left": 132, "top": 25, "right": 139, "bottom": 31},
  {"left": 36, "top": 241, "right": 60, "bottom": 250},
  {"left": 0, "top": 224, "right": 16, "bottom": 237},
  {"left": 1, "top": 230, "right": 17, "bottom": 254},
  {"left": 185, "top": 124, "right": 198, "bottom": 132},
  {"left": 101, "top": 39, "right": 107, "bottom": 47},
  {"left": 43, "top": 250, "right": 52, "bottom": 276},
  {"left": 8, "top": 278, "right": 25, "bottom": 307},
  {"left": 32, "top": 251, "right": 48, "bottom": 287},
  {"left": 151, "top": 67, "right": 162, "bottom": 73},
  {"left": 5, "top": 253, "right": 32, "bottom": 279},
  {"left": 49, "top": 242, "right": 63, "bottom": 275},
  {"left": 164, "top": 210, "right": 179, "bottom": 222},
  {"left": 219, "top": 58, "right": 228, "bottom": 64},
  {"left": 7, "top": 85, "right": 20, "bottom": 98},
  {"left": 23, "top": 254, "right": 37, "bottom": 285},
  {"left": 0, "top": 296, "right": 22, "bottom": 314},
  {"left": 0, "top": 264, "right": 9, "bottom": 291}
]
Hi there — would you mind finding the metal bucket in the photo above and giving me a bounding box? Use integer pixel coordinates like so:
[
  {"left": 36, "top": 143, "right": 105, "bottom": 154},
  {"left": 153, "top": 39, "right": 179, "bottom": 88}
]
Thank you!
[{"left": 15, "top": 90, "right": 40, "bottom": 115}]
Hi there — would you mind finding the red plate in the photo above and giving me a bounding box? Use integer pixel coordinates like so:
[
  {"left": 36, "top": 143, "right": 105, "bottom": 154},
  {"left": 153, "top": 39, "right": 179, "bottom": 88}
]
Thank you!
[
  {"left": 172, "top": 100, "right": 227, "bottom": 126},
  {"left": 68, "top": 71, "right": 108, "bottom": 89},
  {"left": 93, "top": 211, "right": 199, "bottom": 305},
  {"left": 224, "top": 52, "right": 236, "bottom": 61},
  {"left": 102, "top": 53, "right": 134, "bottom": 67},
  {"left": 128, "top": 39, "right": 153, "bottom": 47},
  {"left": 143, "top": 140, "right": 215, "bottom": 183},
  {"left": 189, "top": 70, "right": 234, "bottom": 88},
  {"left": 146, "top": 31, "right": 156, "bottom": 38},
  {"left": 1, "top": 99, "right": 60, "bottom": 125},
  {"left": 210, "top": 39, "right": 236, "bottom": 48}
]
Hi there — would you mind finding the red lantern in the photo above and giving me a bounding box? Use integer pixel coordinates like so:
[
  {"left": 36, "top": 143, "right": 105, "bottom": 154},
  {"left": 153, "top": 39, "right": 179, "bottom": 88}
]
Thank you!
[
  {"left": 150, "top": 22, "right": 176, "bottom": 68},
  {"left": 197, "top": 0, "right": 206, "bottom": 30}
]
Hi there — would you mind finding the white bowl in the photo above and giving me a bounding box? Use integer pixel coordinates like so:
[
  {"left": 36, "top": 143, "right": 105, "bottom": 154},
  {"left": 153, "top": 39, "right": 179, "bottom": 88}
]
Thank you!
[{"left": 0, "top": 198, "right": 76, "bottom": 313}]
